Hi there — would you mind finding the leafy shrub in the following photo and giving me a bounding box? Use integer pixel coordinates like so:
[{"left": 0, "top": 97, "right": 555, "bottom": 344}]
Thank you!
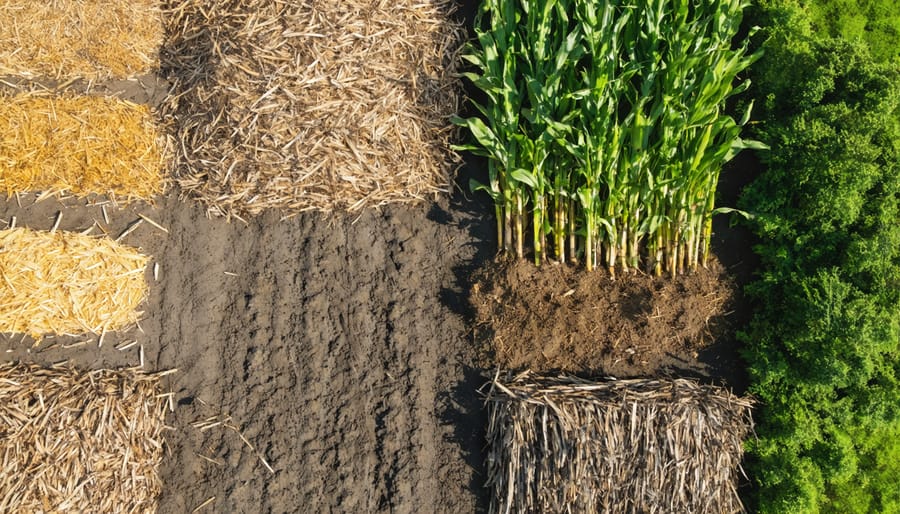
[
  {"left": 739, "top": 1, "right": 900, "bottom": 512},
  {"left": 804, "top": 0, "right": 900, "bottom": 64}
]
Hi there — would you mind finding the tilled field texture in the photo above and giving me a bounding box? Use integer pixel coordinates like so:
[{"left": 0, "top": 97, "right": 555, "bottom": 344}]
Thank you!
[{"left": 0, "top": 186, "right": 493, "bottom": 513}]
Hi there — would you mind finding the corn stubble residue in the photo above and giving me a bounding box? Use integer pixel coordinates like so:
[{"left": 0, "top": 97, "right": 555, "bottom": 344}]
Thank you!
[
  {"left": 0, "top": 0, "right": 163, "bottom": 80},
  {"left": 0, "top": 227, "right": 148, "bottom": 340},
  {"left": 160, "top": 0, "right": 466, "bottom": 218},
  {"left": 0, "top": 363, "right": 170, "bottom": 513},
  {"left": 485, "top": 373, "right": 753, "bottom": 513}
]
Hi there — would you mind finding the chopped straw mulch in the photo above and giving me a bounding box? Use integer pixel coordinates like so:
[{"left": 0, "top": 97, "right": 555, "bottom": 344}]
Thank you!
[
  {"left": 0, "top": 92, "right": 168, "bottom": 202},
  {"left": 486, "top": 372, "right": 754, "bottom": 514},
  {"left": 0, "top": 228, "right": 148, "bottom": 340},
  {"left": 0, "top": 0, "right": 163, "bottom": 80},
  {"left": 161, "top": 0, "right": 465, "bottom": 219},
  {"left": 0, "top": 363, "right": 170, "bottom": 513}
]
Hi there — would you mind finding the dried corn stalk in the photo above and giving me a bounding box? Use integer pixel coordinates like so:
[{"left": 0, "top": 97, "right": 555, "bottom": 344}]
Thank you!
[
  {"left": 486, "top": 372, "right": 754, "bottom": 514},
  {"left": 0, "top": 93, "right": 168, "bottom": 202},
  {"left": 0, "top": 227, "right": 148, "bottom": 340},
  {"left": 0, "top": 363, "right": 169, "bottom": 513},
  {"left": 0, "top": 0, "right": 163, "bottom": 80},
  {"left": 161, "top": 0, "right": 465, "bottom": 218}
]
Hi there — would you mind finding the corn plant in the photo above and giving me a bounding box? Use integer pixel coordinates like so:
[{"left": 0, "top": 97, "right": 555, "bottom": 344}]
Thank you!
[
  {"left": 453, "top": 0, "right": 523, "bottom": 256},
  {"left": 456, "top": 0, "right": 762, "bottom": 275}
]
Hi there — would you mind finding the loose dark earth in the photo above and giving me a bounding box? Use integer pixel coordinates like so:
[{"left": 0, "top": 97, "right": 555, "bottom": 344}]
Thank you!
[{"left": 472, "top": 256, "right": 742, "bottom": 383}]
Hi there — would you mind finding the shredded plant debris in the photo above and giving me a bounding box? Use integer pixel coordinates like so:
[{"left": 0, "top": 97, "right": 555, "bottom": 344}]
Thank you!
[
  {"left": 486, "top": 372, "right": 754, "bottom": 514},
  {"left": 0, "top": 227, "right": 149, "bottom": 340},
  {"left": 0, "top": 0, "right": 163, "bottom": 80},
  {"left": 160, "top": 0, "right": 465, "bottom": 218},
  {"left": 0, "top": 363, "right": 171, "bottom": 513},
  {"left": 0, "top": 92, "right": 168, "bottom": 202}
]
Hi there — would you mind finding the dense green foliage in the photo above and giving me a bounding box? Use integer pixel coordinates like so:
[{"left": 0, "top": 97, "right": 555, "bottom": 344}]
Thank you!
[
  {"left": 455, "top": 0, "right": 759, "bottom": 275},
  {"left": 804, "top": 0, "right": 900, "bottom": 64},
  {"left": 740, "top": 1, "right": 900, "bottom": 511}
]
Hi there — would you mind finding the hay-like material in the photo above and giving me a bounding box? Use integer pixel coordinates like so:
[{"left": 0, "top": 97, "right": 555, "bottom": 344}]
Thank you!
[
  {"left": 0, "top": 363, "right": 168, "bottom": 513},
  {"left": 0, "top": 228, "right": 148, "bottom": 340},
  {"left": 0, "top": 0, "right": 163, "bottom": 80},
  {"left": 161, "top": 0, "right": 465, "bottom": 218},
  {"left": 0, "top": 93, "right": 168, "bottom": 202},
  {"left": 486, "top": 372, "right": 754, "bottom": 514}
]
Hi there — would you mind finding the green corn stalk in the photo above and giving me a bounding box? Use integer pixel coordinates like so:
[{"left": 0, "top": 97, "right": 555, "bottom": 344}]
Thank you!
[
  {"left": 573, "top": 0, "right": 638, "bottom": 274},
  {"left": 452, "top": 0, "right": 524, "bottom": 255},
  {"left": 456, "top": 0, "right": 760, "bottom": 275},
  {"left": 662, "top": 0, "right": 762, "bottom": 273},
  {"left": 517, "top": 0, "right": 582, "bottom": 265}
]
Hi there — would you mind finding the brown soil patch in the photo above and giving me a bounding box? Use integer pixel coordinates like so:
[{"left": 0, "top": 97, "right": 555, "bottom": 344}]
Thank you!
[{"left": 472, "top": 257, "right": 741, "bottom": 381}]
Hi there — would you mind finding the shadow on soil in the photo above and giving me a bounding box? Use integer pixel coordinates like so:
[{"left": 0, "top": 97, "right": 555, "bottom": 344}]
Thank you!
[
  {"left": 431, "top": 154, "right": 495, "bottom": 513},
  {"left": 438, "top": 364, "right": 492, "bottom": 513},
  {"left": 431, "top": 0, "right": 497, "bottom": 489},
  {"left": 701, "top": 151, "right": 764, "bottom": 394},
  {"left": 433, "top": 6, "right": 496, "bottom": 504},
  {"left": 433, "top": 157, "right": 496, "bottom": 320}
]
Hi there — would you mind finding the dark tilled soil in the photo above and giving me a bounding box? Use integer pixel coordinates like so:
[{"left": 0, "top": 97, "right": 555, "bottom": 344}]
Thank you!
[
  {"left": 0, "top": 187, "right": 493, "bottom": 514},
  {"left": 470, "top": 257, "right": 746, "bottom": 387}
]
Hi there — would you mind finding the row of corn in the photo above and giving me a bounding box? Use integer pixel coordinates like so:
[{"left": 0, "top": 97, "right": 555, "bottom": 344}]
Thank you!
[{"left": 456, "top": 0, "right": 762, "bottom": 275}]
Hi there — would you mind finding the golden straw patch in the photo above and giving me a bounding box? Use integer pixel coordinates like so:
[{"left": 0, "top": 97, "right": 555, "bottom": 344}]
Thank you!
[
  {"left": 0, "top": 228, "right": 148, "bottom": 340},
  {"left": 0, "top": 363, "right": 169, "bottom": 513},
  {"left": 0, "top": 94, "right": 167, "bottom": 202},
  {"left": 0, "top": 0, "right": 163, "bottom": 80}
]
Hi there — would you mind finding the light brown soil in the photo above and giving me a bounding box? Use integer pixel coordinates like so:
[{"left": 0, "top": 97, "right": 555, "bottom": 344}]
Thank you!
[{"left": 471, "top": 257, "right": 745, "bottom": 384}]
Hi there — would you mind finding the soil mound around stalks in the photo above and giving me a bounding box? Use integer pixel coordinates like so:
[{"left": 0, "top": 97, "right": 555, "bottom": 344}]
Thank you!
[{"left": 472, "top": 257, "right": 741, "bottom": 381}]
